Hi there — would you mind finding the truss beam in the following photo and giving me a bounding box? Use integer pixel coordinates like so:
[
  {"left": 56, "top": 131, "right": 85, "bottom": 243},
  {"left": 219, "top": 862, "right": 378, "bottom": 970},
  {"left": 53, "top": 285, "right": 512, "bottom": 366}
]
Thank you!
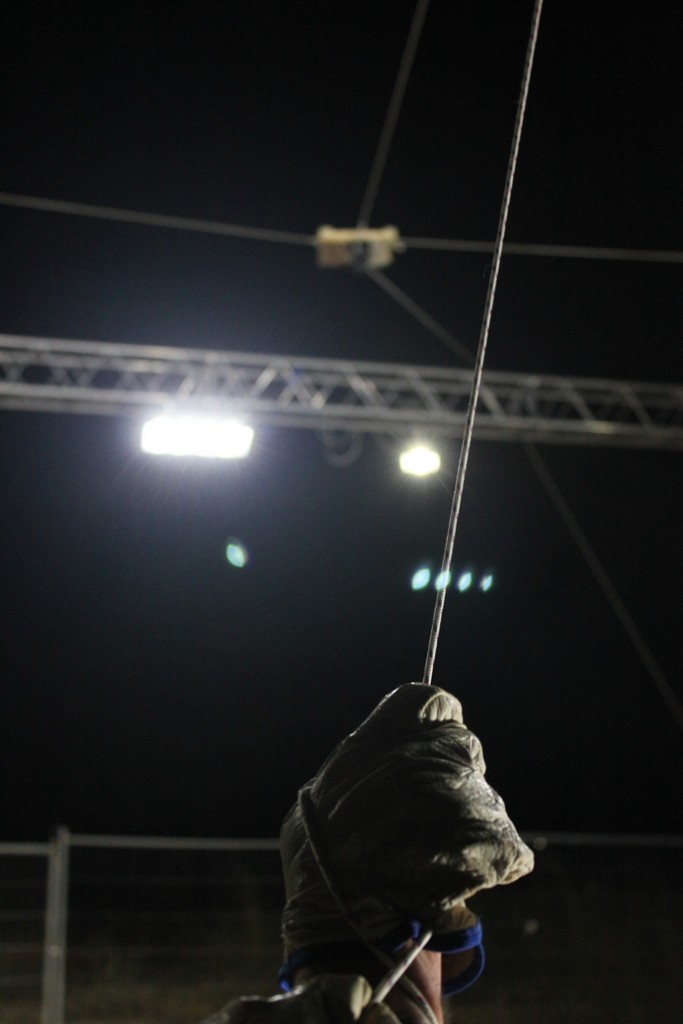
[{"left": 1, "top": 333, "right": 683, "bottom": 449}]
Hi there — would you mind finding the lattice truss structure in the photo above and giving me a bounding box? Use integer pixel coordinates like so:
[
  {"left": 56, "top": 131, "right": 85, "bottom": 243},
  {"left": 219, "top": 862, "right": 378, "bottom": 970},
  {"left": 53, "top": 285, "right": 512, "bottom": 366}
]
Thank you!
[{"left": 1, "top": 333, "right": 683, "bottom": 450}]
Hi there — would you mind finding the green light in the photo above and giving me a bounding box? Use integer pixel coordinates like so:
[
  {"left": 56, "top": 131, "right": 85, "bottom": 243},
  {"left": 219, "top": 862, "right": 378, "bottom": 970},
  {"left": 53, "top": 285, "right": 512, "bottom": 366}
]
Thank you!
[
  {"left": 434, "top": 570, "right": 452, "bottom": 591},
  {"left": 226, "top": 541, "right": 248, "bottom": 568},
  {"left": 456, "top": 571, "right": 473, "bottom": 592},
  {"left": 411, "top": 567, "right": 431, "bottom": 590},
  {"left": 479, "top": 574, "right": 493, "bottom": 591}
]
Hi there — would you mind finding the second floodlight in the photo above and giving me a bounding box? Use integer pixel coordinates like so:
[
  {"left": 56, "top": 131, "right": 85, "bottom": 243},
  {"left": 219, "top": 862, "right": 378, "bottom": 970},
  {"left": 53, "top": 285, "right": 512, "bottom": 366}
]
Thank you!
[{"left": 399, "top": 444, "right": 441, "bottom": 477}]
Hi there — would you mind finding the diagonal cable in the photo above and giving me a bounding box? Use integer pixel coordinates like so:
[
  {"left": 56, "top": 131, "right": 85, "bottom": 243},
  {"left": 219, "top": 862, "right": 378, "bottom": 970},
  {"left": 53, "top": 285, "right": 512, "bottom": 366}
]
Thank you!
[
  {"left": 423, "top": 0, "right": 545, "bottom": 686},
  {"left": 366, "top": 269, "right": 474, "bottom": 363},
  {"left": 0, "top": 192, "right": 314, "bottom": 247},
  {"left": 524, "top": 443, "right": 683, "bottom": 736},
  {"left": 356, "top": 0, "right": 431, "bottom": 227},
  {"left": 368, "top": 234, "right": 682, "bottom": 729}
]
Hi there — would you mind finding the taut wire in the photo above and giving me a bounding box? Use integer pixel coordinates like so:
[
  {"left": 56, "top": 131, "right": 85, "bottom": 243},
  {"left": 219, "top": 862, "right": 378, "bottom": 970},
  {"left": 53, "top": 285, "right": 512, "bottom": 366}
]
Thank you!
[{"left": 423, "top": 0, "right": 545, "bottom": 686}]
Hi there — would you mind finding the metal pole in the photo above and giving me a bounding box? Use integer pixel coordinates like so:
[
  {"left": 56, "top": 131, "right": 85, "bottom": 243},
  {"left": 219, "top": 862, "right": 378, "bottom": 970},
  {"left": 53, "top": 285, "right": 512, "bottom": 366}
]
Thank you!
[{"left": 41, "top": 826, "right": 70, "bottom": 1024}]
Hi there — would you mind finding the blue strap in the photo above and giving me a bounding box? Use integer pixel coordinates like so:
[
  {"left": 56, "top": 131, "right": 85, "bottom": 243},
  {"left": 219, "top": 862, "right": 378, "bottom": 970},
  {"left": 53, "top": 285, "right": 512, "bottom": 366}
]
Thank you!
[{"left": 278, "top": 920, "right": 485, "bottom": 995}]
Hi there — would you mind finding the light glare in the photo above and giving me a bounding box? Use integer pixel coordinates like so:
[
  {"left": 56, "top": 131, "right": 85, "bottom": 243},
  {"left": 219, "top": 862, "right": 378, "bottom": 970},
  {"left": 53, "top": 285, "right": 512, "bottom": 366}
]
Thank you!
[
  {"left": 399, "top": 444, "right": 441, "bottom": 477},
  {"left": 411, "top": 567, "right": 431, "bottom": 590},
  {"left": 479, "top": 574, "right": 493, "bottom": 591},
  {"left": 457, "top": 571, "right": 473, "bottom": 592},
  {"left": 141, "top": 415, "right": 254, "bottom": 459},
  {"left": 434, "top": 570, "right": 452, "bottom": 591},
  {"left": 226, "top": 542, "right": 248, "bottom": 568}
]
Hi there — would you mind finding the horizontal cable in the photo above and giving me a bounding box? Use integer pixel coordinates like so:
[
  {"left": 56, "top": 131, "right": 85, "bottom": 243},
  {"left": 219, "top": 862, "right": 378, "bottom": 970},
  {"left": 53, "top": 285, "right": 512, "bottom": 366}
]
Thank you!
[
  {"left": 403, "top": 235, "right": 683, "bottom": 264},
  {"left": 2, "top": 193, "right": 681, "bottom": 265}
]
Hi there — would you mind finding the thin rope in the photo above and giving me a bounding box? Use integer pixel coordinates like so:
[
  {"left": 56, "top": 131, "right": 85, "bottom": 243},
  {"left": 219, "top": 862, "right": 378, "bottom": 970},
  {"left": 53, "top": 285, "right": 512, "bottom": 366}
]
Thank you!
[
  {"left": 0, "top": 192, "right": 314, "bottom": 247},
  {"left": 296, "top": 788, "right": 438, "bottom": 1024},
  {"left": 372, "top": 928, "right": 434, "bottom": 1004},
  {"left": 366, "top": 269, "right": 474, "bottom": 363},
  {"left": 524, "top": 443, "right": 683, "bottom": 735},
  {"left": 356, "top": 0, "right": 431, "bottom": 228},
  {"left": 423, "top": 0, "right": 545, "bottom": 687},
  {"left": 402, "top": 235, "right": 683, "bottom": 264}
]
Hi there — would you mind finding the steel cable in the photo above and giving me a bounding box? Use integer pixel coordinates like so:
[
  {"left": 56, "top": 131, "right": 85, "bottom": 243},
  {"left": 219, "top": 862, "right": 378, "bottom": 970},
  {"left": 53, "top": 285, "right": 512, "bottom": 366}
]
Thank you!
[{"left": 423, "top": 0, "right": 545, "bottom": 686}]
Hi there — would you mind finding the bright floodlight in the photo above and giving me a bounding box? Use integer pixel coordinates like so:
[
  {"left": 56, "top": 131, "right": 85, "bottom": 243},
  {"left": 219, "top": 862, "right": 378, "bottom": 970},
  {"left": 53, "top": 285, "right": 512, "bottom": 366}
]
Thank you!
[
  {"left": 434, "top": 570, "right": 452, "bottom": 591},
  {"left": 456, "top": 571, "right": 473, "bottom": 592},
  {"left": 411, "top": 567, "right": 431, "bottom": 591},
  {"left": 479, "top": 573, "right": 494, "bottom": 592},
  {"left": 399, "top": 444, "right": 441, "bottom": 477},
  {"left": 141, "top": 415, "right": 254, "bottom": 459}
]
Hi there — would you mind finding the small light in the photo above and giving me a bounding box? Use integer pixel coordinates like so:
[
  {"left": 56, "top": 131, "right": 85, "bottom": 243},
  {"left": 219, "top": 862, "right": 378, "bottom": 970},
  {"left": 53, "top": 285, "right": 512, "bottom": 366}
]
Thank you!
[
  {"left": 434, "top": 570, "right": 452, "bottom": 591},
  {"left": 141, "top": 415, "right": 254, "bottom": 459},
  {"left": 456, "top": 571, "right": 473, "bottom": 592},
  {"left": 411, "top": 567, "right": 431, "bottom": 591},
  {"left": 479, "top": 574, "right": 493, "bottom": 592},
  {"left": 399, "top": 444, "right": 441, "bottom": 477},
  {"left": 226, "top": 541, "right": 249, "bottom": 568}
]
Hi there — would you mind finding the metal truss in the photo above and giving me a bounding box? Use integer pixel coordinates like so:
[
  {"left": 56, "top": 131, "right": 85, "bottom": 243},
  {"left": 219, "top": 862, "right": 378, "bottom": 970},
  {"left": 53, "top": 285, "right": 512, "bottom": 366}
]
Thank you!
[{"left": 1, "top": 333, "right": 683, "bottom": 449}]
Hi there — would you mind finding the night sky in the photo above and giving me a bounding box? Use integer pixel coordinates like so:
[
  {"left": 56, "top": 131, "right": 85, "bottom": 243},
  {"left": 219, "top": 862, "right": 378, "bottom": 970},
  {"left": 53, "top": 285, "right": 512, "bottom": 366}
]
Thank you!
[{"left": 1, "top": 2, "right": 682, "bottom": 842}]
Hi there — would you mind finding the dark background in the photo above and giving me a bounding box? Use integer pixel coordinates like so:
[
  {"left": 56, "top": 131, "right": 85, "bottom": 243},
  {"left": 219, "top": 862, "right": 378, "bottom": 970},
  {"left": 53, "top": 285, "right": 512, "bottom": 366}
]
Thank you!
[{"left": 1, "top": 1, "right": 681, "bottom": 841}]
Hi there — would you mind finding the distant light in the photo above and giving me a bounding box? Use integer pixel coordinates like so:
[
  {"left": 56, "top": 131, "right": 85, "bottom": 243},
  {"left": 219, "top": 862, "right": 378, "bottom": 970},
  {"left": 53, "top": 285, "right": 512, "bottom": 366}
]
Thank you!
[
  {"left": 434, "top": 570, "right": 452, "bottom": 591},
  {"left": 226, "top": 541, "right": 249, "bottom": 568},
  {"left": 411, "top": 567, "right": 432, "bottom": 591},
  {"left": 141, "top": 415, "right": 254, "bottom": 459},
  {"left": 479, "top": 573, "right": 494, "bottom": 592},
  {"left": 399, "top": 444, "right": 441, "bottom": 477},
  {"left": 456, "top": 571, "right": 473, "bottom": 592}
]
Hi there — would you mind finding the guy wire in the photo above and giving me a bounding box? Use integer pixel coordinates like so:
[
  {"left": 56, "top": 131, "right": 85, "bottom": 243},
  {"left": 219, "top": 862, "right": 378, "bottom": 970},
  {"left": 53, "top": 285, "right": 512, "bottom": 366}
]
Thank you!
[{"left": 357, "top": 0, "right": 431, "bottom": 228}]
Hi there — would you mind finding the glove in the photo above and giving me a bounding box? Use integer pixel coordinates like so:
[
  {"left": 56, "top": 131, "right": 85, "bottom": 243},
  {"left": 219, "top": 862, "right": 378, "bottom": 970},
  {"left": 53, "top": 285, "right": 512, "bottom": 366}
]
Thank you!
[
  {"left": 280, "top": 684, "right": 533, "bottom": 957},
  {"left": 202, "top": 975, "right": 401, "bottom": 1024}
]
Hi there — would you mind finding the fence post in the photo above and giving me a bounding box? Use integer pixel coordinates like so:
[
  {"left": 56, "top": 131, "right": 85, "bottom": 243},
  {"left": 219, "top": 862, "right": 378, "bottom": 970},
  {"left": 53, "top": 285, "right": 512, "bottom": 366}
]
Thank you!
[{"left": 41, "top": 826, "right": 70, "bottom": 1024}]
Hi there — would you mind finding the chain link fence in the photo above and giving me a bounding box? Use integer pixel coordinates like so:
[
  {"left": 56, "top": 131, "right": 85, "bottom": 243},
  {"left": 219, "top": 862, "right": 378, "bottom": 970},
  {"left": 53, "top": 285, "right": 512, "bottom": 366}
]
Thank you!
[
  {"left": 1, "top": 830, "right": 681, "bottom": 1024},
  {"left": 0, "top": 842, "right": 49, "bottom": 1024}
]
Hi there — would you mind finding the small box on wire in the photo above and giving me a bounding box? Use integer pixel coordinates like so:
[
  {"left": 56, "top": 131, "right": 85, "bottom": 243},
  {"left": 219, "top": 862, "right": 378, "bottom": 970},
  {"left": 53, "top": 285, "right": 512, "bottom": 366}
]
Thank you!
[{"left": 315, "top": 225, "right": 402, "bottom": 270}]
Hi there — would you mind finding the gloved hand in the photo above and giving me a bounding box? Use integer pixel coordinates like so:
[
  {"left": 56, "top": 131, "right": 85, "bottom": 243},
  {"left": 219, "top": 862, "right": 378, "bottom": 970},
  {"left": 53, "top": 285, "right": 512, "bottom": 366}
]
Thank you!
[
  {"left": 280, "top": 683, "right": 534, "bottom": 955},
  {"left": 202, "top": 975, "right": 401, "bottom": 1024}
]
